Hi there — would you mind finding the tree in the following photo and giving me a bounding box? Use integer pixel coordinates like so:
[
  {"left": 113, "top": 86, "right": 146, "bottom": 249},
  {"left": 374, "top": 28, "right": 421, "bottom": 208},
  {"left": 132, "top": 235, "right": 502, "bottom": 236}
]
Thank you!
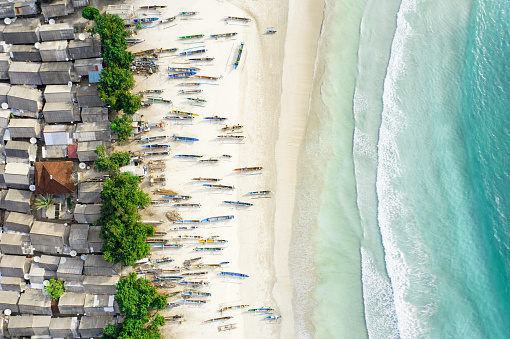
[
  {"left": 35, "top": 194, "right": 54, "bottom": 210},
  {"left": 82, "top": 6, "right": 99, "bottom": 20},
  {"left": 94, "top": 145, "right": 131, "bottom": 172},
  {"left": 119, "top": 93, "right": 141, "bottom": 115},
  {"left": 98, "top": 67, "right": 135, "bottom": 106},
  {"left": 45, "top": 278, "right": 65, "bottom": 300},
  {"left": 110, "top": 116, "right": 133, "bottom": 143}
]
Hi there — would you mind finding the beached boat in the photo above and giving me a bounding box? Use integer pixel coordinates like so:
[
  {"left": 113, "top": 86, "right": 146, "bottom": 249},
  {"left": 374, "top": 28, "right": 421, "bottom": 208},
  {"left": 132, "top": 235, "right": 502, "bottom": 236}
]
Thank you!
[
  {"left": 173, "top": 235, "right": 202, "bottom": 240},
  {"left": 218, "top": 135, "right": 245, "bottom": 139},
  {"left": 169, "top": 67, "right": 199, "bottom": 72},
  {"left": 179, "top": 89, "right": 203, "bottom": 94},
  {"left": 166, "top": 303, "right": 180, "bottom": 309},
  {"left": 141, "top": 101, "right": 152, "bottom": 107},
  {"left": 134, "top": 17, "right": 159, "bottom": 23},
  {"left": 266, "top": 29, "right": 277, "bottom": 34},
  {"left": 175, "top": 154, "right": 203, "bottom": 158},
  {"left": 174, "top": 203, "right": 201, "bottom": 207},
  {"left": 193, "top": 177, "right": 221, "bottom": 182},
  {"left": 247, "top": 307, "right": 275, "bottom": 312},
  {"left": 141, "top": 144, "right": 171, "bottom": 149},
  {"left": 183, "top": 257, "right": 202, "bottom": 265},
  {"left": 218, "top": 324, "right": 237, "bottom": 332},
  {"left": 201, "top": 215, "right": 234, "bottom": 222},
  {"left": 156, "top": 276, "right": 183, "bottom": 280},
  {"left": 265, "top": 314, "right": 282, "bottom": 320},
  {"left": 188, "top": 57, "right": 215, "bottom": 61},
  {"left": 163, "top": 195, "right": 192, "bottom": 200},
  {"left": 144, "top": 151, "right": 171, "bottom": 156},
  {"left": 173, "top": 219, "right": 201, "bottom": 224},
  {"left": 153, "top": 231, "right": 167, "bottom": 237},
  {"left": 160, "top": 17, "right": 176, "bottom": 23},
  {"left": 194, "top": 247, "right": 223, "bottom": 252},
  {"left": 198, "top": 158, "right": 218, "bottom": 163},
  {"left": 234, "top": 167, "right": 263, "bottom": 171},
  {"left": 234, "top": 42, "right": 244, "bottom": 69},
  {"left": 147, "top": 97, "right": 172, "bottom": 103},
  {"left": 194, "top": 75, "right": 222, "bottom": 80},
  {"left": 140, "top": 5, "right": 166, "bottom": 9},
  {"left": 146, "top": 238, "right": 169, "bottom": 244},
  {"left": 179, "top": 49, "right": 207, "bottom": 56},
  {"left": 169, "top": 72, "right": 197, "bottom": 79},
  {"left": 222, "top": 154, "right": 232, "bottom": 158},
  {"left": 220, "top": 272, "right": 249, "bottom": 278},
  {"left": 226, "top": 16, "right": 250, "bottom": 22},
  {"left": 178, "top": 299, "right": 208, "bottom": 304},
  {"left": 246, "top": 190, "right": 273, "bottom": 195},
  {"left": 170, "top": 226, "right": 199, "bottom": 231},
  {"left": 126, "top": 37, "right": 145, "bottom": 44},
  {"left": 182, "top": 291, "right": 211, "bottom": 297},
  {"left": 141, "top": 89, "right": 163, "bottom": 94},
  {"left": 219, "top": 305, "right": 249, "bottom": 312},
  {"left": 179, "top": 82, "right": 202, "bottom": 86},
  {"left": 180, "top": 11, "right": 197, "bottom": 16},
  {"left": 164, "top": 115, "right": 194, "bottom": 121},
  {"left": 141, "top": 135, "right": 168, "bottom": 142},
  {"left": 172, "top": 134, "right": 199, "bottom": 142},
  {"left": 165, "top": 315, "right": 184, "bottom": 323},
  {"left": 152, "top": 243, "right": 184, "bottom": 248},
  {"left": 186, "top": 97, "right": 207, "bottom": 103},
  {"left": 204, "top": 116, "right": 227, "bottom": 121},
  {"left": 198, "top": 239, "right": 227, "bottom": 243},
  {"left": 223, "top": 201, "right": 253, "bottom": 206},
  {"left": 170, "top": 110, "right": 199, "bottom": 116},
  {"left": 210, "top": 32, "right": 238, "bottom": 38},
  {"left": 204, "top": 316, "right": 233, "bottom": 323},
  {"left": 222, "top": 124, "right": 243, "bottom": 130},
  {"left": 151, "top": 200, "right": 170, "bottom": 206},
  {"left": 178, "top": 34, "right": 204, "bottom": 39},
  {"left": 203, "top": 184, "right": 234, "bottom": 189},
  {"left": 179, "top": 280, "right": 209, "bottom": 286},
  {"left": 181, "top": 271, "right": 208, "bottom": 276},
  {"left": 149, "top": 257, "right": 174, "bottom": 265}
]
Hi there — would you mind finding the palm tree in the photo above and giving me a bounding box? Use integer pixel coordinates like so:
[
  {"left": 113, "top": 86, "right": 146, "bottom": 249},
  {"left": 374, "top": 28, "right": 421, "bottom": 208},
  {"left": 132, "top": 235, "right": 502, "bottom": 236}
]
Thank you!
[{"left": 35, "top": 195, "right": 54, "bottom": 210}]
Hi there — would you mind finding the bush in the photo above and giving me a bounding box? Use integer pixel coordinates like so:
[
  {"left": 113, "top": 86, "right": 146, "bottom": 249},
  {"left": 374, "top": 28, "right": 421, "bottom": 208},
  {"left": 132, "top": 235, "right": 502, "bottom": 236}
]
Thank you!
[
  {"left": 82, "top": 6, "right": 100, "bottom": 20},
  {"left": 94, "top": 145, "right": 131, "bottom": 172},
  {"left": 45, "top": 278, "right": 65, "bottom": 300}
]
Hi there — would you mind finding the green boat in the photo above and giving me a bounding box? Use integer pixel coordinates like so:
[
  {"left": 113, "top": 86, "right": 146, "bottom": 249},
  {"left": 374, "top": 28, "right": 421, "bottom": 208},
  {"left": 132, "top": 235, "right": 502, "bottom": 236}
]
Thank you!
[{"left": 179, "top": 34, "right": 204, "bottom": 40}]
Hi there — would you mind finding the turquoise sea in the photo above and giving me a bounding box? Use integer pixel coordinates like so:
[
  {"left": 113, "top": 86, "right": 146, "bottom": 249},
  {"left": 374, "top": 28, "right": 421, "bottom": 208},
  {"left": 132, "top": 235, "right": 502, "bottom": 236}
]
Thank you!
[{"left": 290, "top": 0, "right": 510, "bottom": 338}]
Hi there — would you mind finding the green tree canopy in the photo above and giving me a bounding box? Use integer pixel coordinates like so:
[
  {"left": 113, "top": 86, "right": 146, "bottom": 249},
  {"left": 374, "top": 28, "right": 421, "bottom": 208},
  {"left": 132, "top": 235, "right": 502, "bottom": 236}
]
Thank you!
[
  {"left": 119, "top": 93, "right": 141, "bottom": 115},
  {"left": 98, "top": 67, "right": 135, "bottom": 106},
  {"left": 94, "top": 145, "right": 131, "bottom": 172},
  {"left": 45, "top": 278, "right": 65, "bottom": 300},
  {"left": 82, "top": 6, "right": 99, "bottom": 20},
  {"left": 110, "top": 116, "right": 133, "bottom": 143}
]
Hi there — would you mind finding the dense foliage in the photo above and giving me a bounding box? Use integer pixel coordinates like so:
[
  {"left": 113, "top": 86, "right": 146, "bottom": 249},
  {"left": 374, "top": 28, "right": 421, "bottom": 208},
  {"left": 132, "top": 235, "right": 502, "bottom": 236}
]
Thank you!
[
  {"left": 98, "top": 173, "right": 152, "bottom": 265},
  {"left": 82, "top": 6, "right": 99, "bottom": 20},
  {"left": 94, "top": 144, "right": 131, "bottom": 172},
  {"left": 110, "top": 116, "right": 134, "bottom": 143},
  {"left": 45, "top": 278, "right": 65, "bottom": 300}
]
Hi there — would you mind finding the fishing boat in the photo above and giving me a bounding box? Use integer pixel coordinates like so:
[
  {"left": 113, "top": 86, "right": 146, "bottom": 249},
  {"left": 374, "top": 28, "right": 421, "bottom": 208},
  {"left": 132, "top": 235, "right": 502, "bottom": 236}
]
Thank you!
[
  {"left": 194, "top": 247, "right": 223, "bottom": 252},
  {"left": 179, "top": 82, "right": 202, "bottom": 86},
  {"left": 141, "top": 144, "right": 171, "bottom": 149},
  {"left": 166, "top": 303, "right": 180, "bottom": 309},
  {"left": 151, "top": 243, "right": 184, "bottom": 248},
  {"left": 172, "top": 134, "right": 199, "bottom": 142},
  {"left": 220, "top": 272, "right": 249, "bottom": 278},
  {"left": 180, "top": 11, "right": 197, "bottom": 16},
  {"left": 179, "top": 280, "right": 209, "bottom": 286},
  {"left": 151, "top": 200, "right": 170, "bottom": 206},
  {"left": 141, "top": 89, "right": 163, "bottom": 94},
  {"left": 198, "top": 239, "right": 227, "bottom": 243},
  {"left": 146, "top": 238, "right": 169, "bottom": 243},
  {"left": 247, "top": 307, "right": 275, "bottom": 312},
  {"left": 201, "top": 215, "right": 234, "bottom": 222},
  {"left": 179, "top": 49, "right": 207, "bottom": 56},
  {"left": 134, "top": 17, "right": 159, "bottom": 24},
  {"left": 186, "top": 97, "right": 206, "bottom": 103},
  {"left": 144, "top": 151, "right": 171, "bottom": 156},
  {"left": 178, "top": 34, "right": 204, "bottom": 39},
  {"left": 223, "top": 201, "right": 253, "bottom": 207},
  {"left": 164, "top": 115, "right": 194, "bottom": 121},
  {"left": 218, "top": 324, "right": 237, "bottom": 332},
  {"left": 210, "top": 32, "right": 238, "bottom": 38},
  {"left": 246, "top": 190, "right": 273, "bottom": 195},
  {"left": 169, "top": 72, "right": 197, "bottom": 79},
  {"left": 141, "top": 102, "right": 152, "bottom": 107},
  {"left": 192, "top": 177, "right": 221, "bottom": 182},
  {"left": 178, "top": 299, "right": 208, "bottom": 304},
  {"left": 234, "top": 42, "right": 244, "bottom": 69},
  {"left": 156, "top": 276, "right": 183, "bottom": 280},
  {"left": 179, "top": 89, "right": 203, "bottom": 94},
  {"left": 188, "top": 57, "right": 215, "bottom": 61},
  {"left": 194, "top": 75, "right": 222, "bottom": 80},
  {"left": 141, "top": 135, "right": 168, "bottom": 142},
  {"left": 140, "top": 5, "right": 167, "bottom": 9},
  {"left": 173, "top": 235, "right": 202, "bottom": 240},
  {"left": 226, "top": 16, "right": 250, "bottom": 22},
  {"left": 218, "top": 135, "right": 245, "bottom": 139},
  {"left": 204, "top": 116, "right": 227, "bottom": 121},
  {"left": 265, "top": 314, "right": 282, "bottom": 320},
  {"left": 170, "top": 226, "right": 199, "bottom": 231},
  {"left": 219, "top": 305, "right": 249, "bottom": 312},
  {"left": 163, "top": 194, "right": 192, "bottom": 200},
  {"left": 182, "top": 291, "right": 211, "bottom": 297},
  {"left": 170, "top": 110, "right": 199, "bottom": 116},
  {"left": 183, "top": 257, "right": 202, "bottom": 265},
  {"left": 203, "top": 184, "right": 234, "bottom": 189},
  {"left": 126, "top": 37, "right": 145, "bottom": 44},
  {"left": 173, "top": 219, "right": 200, "bottom": 223},
  {"left": 169, "top": 67, "right": 199, "bottom": 72},
  {"left": 181, "top": 271, "right": 208, "bottom": 276},
  {"left": 165, "top": 315, "right": 184, "bottom": 322},
  {"left": 160, "top": 17, "right": 176, "bottom": 23},
  {"left": 222, "top": 124, "right": 243, "bottom": 130},
  {"left": 204, "top": 316, "right": 233, "bottom": 323},
  {"left": 198, "top": 158, "right": 218, "bottom": 163},
  {"left": 223, "top": 154, "right": 232, "bottom": 158},
  {"left": 174, "top": 203, "right": 201, "bottom": 207},
  {"left": 234, "top": 167, "right": 263, "bottom": 171},
  {"left": 149, "top": 257, "right": 174, "bottom": 265},
  {"left": 175, "top": 154, "right": 203, "bottom": 158},
  {"left": 147, "top": 97, "right": 172, "bottom": 103},
  {"left": 266, "top": 29, "right": 277, "bottom": 34},
  {"left": 153, "top": 231, "right": 167, "bottom": 236}
]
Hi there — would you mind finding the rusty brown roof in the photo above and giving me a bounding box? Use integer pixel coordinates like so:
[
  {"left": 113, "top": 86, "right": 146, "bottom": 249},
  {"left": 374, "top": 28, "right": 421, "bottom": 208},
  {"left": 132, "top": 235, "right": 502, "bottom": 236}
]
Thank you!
[{"left": 35, "top": 161, "right": 74, "bottom": 194}]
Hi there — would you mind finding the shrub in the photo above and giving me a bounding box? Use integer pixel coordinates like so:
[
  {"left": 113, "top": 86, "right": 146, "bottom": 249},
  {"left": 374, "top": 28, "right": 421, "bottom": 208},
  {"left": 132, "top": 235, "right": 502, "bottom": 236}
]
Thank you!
[{"left": 45, "top": 278, "right": 65, "bottom": 300}]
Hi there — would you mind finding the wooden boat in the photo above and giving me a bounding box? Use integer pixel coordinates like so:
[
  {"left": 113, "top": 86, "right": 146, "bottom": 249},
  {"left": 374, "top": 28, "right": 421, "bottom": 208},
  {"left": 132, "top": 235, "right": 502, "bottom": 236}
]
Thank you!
[
  {"left": 223, "top": 201, "right": 253, "bottom": 206},
  {"left": 198, "top": 158, "right": 218, "bottom": 163},
  {"left": 192, "top": 177, "right": 221, "bottom": 182},
  {"left": 210, "top": 32, "right": 238, "bottom": 38},
  {"left": 220, "top": 272, "right": 249, "bottom": 278},
  {"left": 141, "top": 135, "right": 167, "bottom": 142},
  {"left": 170, "top": 110, "right": 199, "bottom": 116},
  {"left": 164, "top": 115, "right": 194, "bottom": 121},
  {"left": 170, "top": 226, "right": 199, "bottom": 231},
  {"left": 178, "top": 299, "right": 208, "bottom": 304},
  {"left": 148, "top": 161, "right": 166, "bottom": 170},
  {"left": 165, "top": 315, "right": 184, "bottom": 322},
  {"left": 140, "top": 5, "right": 167, "bottom": 9},
  {"left": 218, "top": 324, "right": 237, "bottom": 332},
  {"left": 234, "top": 167, "right": 263, "bottom": 171},
  {"left": 168, "top": 67, "right": 199, "bottom": 72},
  {"left": 265, "top": 314, "right": 282, "bottom": 320},
  {"left": 178, "top": 89, "right": 203, "bottom": 94},
  {"left": 186, "top": 97, "right": 206, "bottom": 103},
  {"left": 126, "top": 38, "right": 145, "bottom": 44},
  {"left": 156, "top": 276, "right": 183, "bottom": 280},
  {"left": 169, "top": 72, "right": 197, "bottom": 79},
  {"left": 153, "top": 188, "right": 178, "bottom": 195},
  {"left": 146, "top": 238, "right": 169, "bottom": 243},
  {"left": 247, "top": 307, "right": 275, "bottom": 312},
  {"left": 163, "top": 194, "right": 192, "bottom": 200},
  {"left": 151, "top": 200, "right": 171, "bottom": 206},
  {"left": 172, "top": 134, "right": 199, "bottom": 142},
  {"left": 134, "top": 17, "right": 159, "bottom": 24},
  {"left": 226, "top": 16, "right": 250, "bottom": 22},
  {"left": 153, "top": 231, "right": 167, "bottom": 236},
  {"left": 222, "top": 154, "right": 232, "bottom": 158},
  {"left": 141, "top": 101, "right": 152, "bottom": 107},
  {"left": 152, "top": 243, "right": 184, "bottom": 248},
  {"left": 144, "top": 151, "right": 171, "bottom": 156},
  {"left": 201, "top": 215, "right": 234, "bottom": 222},
  {"left": 149, "top": 257, "right": 174, "bottom": 265},
  {"left": 198, "top": 239, "right": 227, "bottom": 243},
  {"left": 194, "top": 75, "right": 222, "bottom": 80},
  {"left": 182, "top": 291, "right": 211, "bottom": 297},
  {"left": 204, "top": 116, "right": 227, "bottom": 121},
  {"left": 266, "top": 29, "right": 277, "bottom": 34},
  {"left": 147, "top": 97, "right": 172, "bottom": 103},
  {"left": 188, "top": 57, "right": 215, "bottom": 61},
  {"left": 234, "top": 42, "right": 244, "bottom": 69},
  {"left": 178, "top": 280, "right": 209, "bottom": 286},
  {"left": 174, "top": 203, "right": 201, "bottom": 207},
  {"left": 218, "top": 135, "right": 245, "bottom": 139},
  {"left": 141, "top": 144, "right": 171, "bottom": 149},
  {"left": 173, "top": 235, "right": 202, "bottom": 240},
  {"left": 179, "top": 82, "right": 201, "bottom": 86},
  {"left": 179, "top": 49, "right": 207, "bottom": 56},
  {"left": 219, "top": 305, "right": 249, "bottom": 312},
  {"left": 181, "top": 271, "right": 208, "bottom": 276},
  {"left": 222, "top": 124, "right": 243, "bottom": 130},
  {"left": 178, "top": 34, "right": 204, "bottom": 39},
  {"left": 204, "top": 316, "right": 232, "bottom": 323},
  {"left": 160, "top": 17, "right": 176, "bottom": 23},
  {"left": 194, "top": 247, "right": 223, "bottom": 252},
  {"left": 175, "top": 154, "right": 203, "bottom": 158},
  {"left": 166, "top": 303, "right": 180, "bottom": 309},
  {"left": 141, "top": 89, "right": 163, "bottom": 93},
  {"left": 203, "top": 184, "right": 234, "bottom": 189},
  {"left": 183, "top": 257, "right": 202, "bottom": 265},
  {"left": 246, "top": 190, "right": 273, "bottom": 195},
  {"left": 185, "top": 262, "right": 227, "bottom": 268},
  {"left": 173, "top": 219, "right": 200, "bottom": 223},
  {"left": 180, "top": 11, "right": 197, "bottom": 16}
]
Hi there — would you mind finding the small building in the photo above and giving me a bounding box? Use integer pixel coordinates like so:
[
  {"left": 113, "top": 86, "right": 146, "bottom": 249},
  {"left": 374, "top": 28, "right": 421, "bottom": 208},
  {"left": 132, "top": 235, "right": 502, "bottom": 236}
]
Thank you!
[
  {"left": 28, "top": 263, "right": 56, "bottom": 284},
  {"left": 74, "top": 204, "right": 101, "bottom": 224},
  {"left": 5, "top": 140, "right": 36, "bottom": 159},
  {"left": 84, "top": 294, "right": 117, "bottom": 315},
  {"left": 4, "top": 162, "right": 30, "bottom": 189},
  {"left": 7, "top": 315, "right": 51, "bottom": 337},
  {"left": 30, "top": 220, "right": 67, "bottom": 254},
  {"left": 75, "top": 121, "right": 111, "bottom": 142},
  {"left": 0, "top": 232, "right": 28, "bottom": 255},
  {"left": 72, "top": 0, "right": 88, "bottom": 8},
  {"left": 49, "top": 316, "right": 79, "bottom": 338},
  {"left": 77, "top": 140, "right": 103, "bottom": 162},
  {"left": 9, "top": 44, "right": 41, "bottom": 62},
  {"left": 75, "top": 85, "right": 105, "bottom": 107},
  {"left": 79, "top": 316, "right": 114, "bottom": 338},
  {"left": 107, "top": 4, "right": 134, "bottom": 25},
  {"left": 0, "top": 83, "right": 11, "bottom": 107},
  {"left": 83, "top": 275, "right": 118, "bottom": 295},
  {"left": 77, "top": 181, "right": 102, "bottom": 204},
  {"left": 7, "top": 85, "right": 43, "bottom": 113},
  {"left": 64, "top": 280, "right": 84, "bottom": 293},
  {"left": 74, "top": 57, "right": 103, "bottom": 76},
  {"left": 69, "top": 223, "right": 89, "bottom": 253},
  {"left": 84, "top": 255, "right": 120, "bottom": 277},
  {"left": 88, "top": 225, "right": 103, "bottom": 253},
  {"left": 0, "top": 254, "right": 30, "bottom": 278},
  {"left": 8, "top": 61, "right": 42, "bottom": 85},
  {"left": 68, "top": 38, "right": 101, "bottom": 60},
  {"left": 0, "top": 1, "right": 38, "bottom": 19},
  {"left": 43, "top": 124, "right": 74, "bottom": 146},
  {"left": 41, "top": 0, "right": 74, "bottom": 19},
  {"left": 34, "top": 161, "right": 74, "bottom": 195},
  {"left": 0, "top": 53, "right": 10, "bottom": 79},
  {"left": 0, "top": 109, "right": 9, "bottom": 129},
  {"left": 42, "top": 145, "right": 68, "bottom": 158},
  {"left": 58, "top": 292, "right": 85, "bottom": 314},
  {"left": 0, "top": 276, "right": 26, "bottom": 291},
  {"left": 8, "top": 118, "right": 41, "bottom": 138},
  {"left": 40, "top": 40, "right": 70, "bottom": 62},
  {"left": 81, "top": 106, "right": 108, "bottom": 122},
  {"left": 0, "top": 290, "right": 20, "bottom": 313},
  {"left": 44, "top": 84, "right": 73, "bottom": 103},
  {"left": 4, "top": 211, "right": 33, "bottom": 233},
  {"left": 39, "top": 255, "right": 60, "bottom": 271},
  {"left": 43, "top": 101, "right": 78, "bottom": 123},
  {"left": 18, "top": 289, "right": 52, "bottom": 315},
  {"left": 40, "top": 22, "right": 75, "bottom": 42},
  {"left": 56, "top": 257, "right": 84, "bottom": 282},
  {"left": 40, "top": 61, "right": 72, "bottom": 85},
  {"left": 2, "top": 188, "right": 32, "bottom": 213},
  {"left": 3, "top": 18, "right": 41, "bottom": 45}
]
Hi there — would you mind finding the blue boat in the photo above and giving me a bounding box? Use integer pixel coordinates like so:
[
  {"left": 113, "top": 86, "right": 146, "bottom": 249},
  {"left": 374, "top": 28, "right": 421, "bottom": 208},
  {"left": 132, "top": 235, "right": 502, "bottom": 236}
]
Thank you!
[
  {"left": 172, "top": 220, "right": 200, "bottom": 225},
  {"left": 223, "top": 201, "right": 253, "bottom": 206},
  {"left": 201, "top": 215, "right": 234, "bottom": 222},
  {"left": 179, "top": 49, "right": 207, "bottom": 56},
  {"left": 175, "top": 154, "right": 203, "bottom": 158},
  {"left": 134, "top": 17, "right": 159, "bottom": 24},
  {"left": 172, "top": 134, "right": 199, "bottom": 142},
  {"left": 168, "top": 67, "right": 199, "bottom": 72},
  {"left": 140, "top": 144, "right": 171, "bottom": 149},
  {"left": 220, "top": 272, "right": 249, "bottom": 278},
  {"left": 204, "top": 116, "right": 227, "bottom": 121},
  {"left": 234, "top": 42, "right": 244, "bottom": 69},
  {"left": 166, "top": 303, "right": 180, "bottom": 309},
  {"left": 156, "top": 276, "right": 183, "bottom": 280},
  {"left": 265, "top": 30, "right": 277, "bottom": 34},
  {"left": 169, "top": 72, "right": 197, "bottom": 79},
  {"left": 194, "top": 247, "right": 223, "bottom": 252},
  {"left": 265, "top": 314, "right": 281, "bottom": 320},
  {"left": 163, "top": 195, "right": 191, "bottom": 200}
]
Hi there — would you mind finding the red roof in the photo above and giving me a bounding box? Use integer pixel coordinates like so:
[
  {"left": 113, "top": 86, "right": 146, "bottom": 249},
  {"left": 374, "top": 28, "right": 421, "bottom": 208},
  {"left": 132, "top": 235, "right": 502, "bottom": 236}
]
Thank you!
[
  {"left": 35, "top": 161, "right": 75, "bottom": 194},
  {"left": 67, "top": 144, "right": 78, "bottom": 159}
]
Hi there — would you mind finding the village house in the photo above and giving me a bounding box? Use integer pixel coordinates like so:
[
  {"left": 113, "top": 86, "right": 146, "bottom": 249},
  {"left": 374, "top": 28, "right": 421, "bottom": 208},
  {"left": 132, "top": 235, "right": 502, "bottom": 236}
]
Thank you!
[
  {"left": 3, "top": 18, "right": 41, "bottom": 45},
  {"left": 39, "top": 40, "right": 70, "bottom": 62},
  {"left": 5, "top": 140, "right": 36, "bottom": 160},
  {"left": 1, "top": 188, "right": 32, "bottom": 213},
  {"left": 7, "top": 86, "right": 43, "bottom": 113},
  {"left": 8, "top": 118, "right": 41, "bottom": 138},
  {"left": 30, "top": 220, "right": 68, "bottom": 254},
  {"left": 49, "top": 316, "right": 80, "bottom": 338},
  {"left": 8, "top": 61, "right": 42, "bottom": 85},
  {"left": 0, "top": 290, "right": 20, "bottom": 313},
  {"left": 43, "top": 101, "right": 78, "bottom": 123},
  {"left": 9, "top": 44, "right": 41, "bottom": 62},
  {"left": 0, "top": 254, "right": 30, "bottom": 277},
  {"left": 34, "top": 161, "right": 74, "bottom": 194},
  {"left": 4, "top": 211, "right": 33, "bottom": 233},
  {"left": 77, "top": 140, "right": 103, "bottom": 162},
  {"left": 39, "top": 61, "right": 73, "bottom": 85},
  {"left": 39, "top": 22, "right": 75, "bottom": 41},
  {"left": 18, "top": 289, "right": 52, "bottom": 315},
  {"left": 4, "top": 162, "right": 31, "bottom": 189},
  {"left": 73, "top": 204, "right": 101, "bottom": 224},
  {"left": 7, "top": 315, "right": 51, "bottom": 337},
  {"left": 76, "top": 181, "right": 102, "bottom": 204},
  {"left": 44, "top": 84, "right": 73, "bottom": 103}
]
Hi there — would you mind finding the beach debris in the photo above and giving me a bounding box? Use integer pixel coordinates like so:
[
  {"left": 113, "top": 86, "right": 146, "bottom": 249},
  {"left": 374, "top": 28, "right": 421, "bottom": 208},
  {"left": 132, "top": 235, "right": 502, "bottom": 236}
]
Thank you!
[
  {"left": 166, "top": 210, "right": 182, "bottom": 222},
  {"left": 218, "top": 323, "right": 237, "bottom": 331}
]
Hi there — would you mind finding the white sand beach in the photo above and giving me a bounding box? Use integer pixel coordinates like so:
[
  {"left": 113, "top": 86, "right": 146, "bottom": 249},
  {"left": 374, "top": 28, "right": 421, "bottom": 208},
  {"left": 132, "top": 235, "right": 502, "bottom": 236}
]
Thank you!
[{"left": 116, "top": 0, "right": 325, "bottom": 337}]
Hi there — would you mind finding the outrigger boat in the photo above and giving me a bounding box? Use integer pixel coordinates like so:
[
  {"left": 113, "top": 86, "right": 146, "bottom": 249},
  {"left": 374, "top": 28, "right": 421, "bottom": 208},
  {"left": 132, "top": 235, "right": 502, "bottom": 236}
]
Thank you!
[
  {"left": 172, "top": 135, "right": 199, "bottom": 142},
  {"left": 165, "top": 315, "right": 184, "bottom": 322},
  {"left": 199, "top": 239, "right": 227, "bottom": 243},
  {"left": 179, "top": 49, "right": 207, "bottom": 56},
  {"left": 218, "top": 324, "right": 237, "bottom": 332},
  {"left": 140, "top": 89, "right": 163, "bottom": 93},
  {"left": 171, "top": 110, "right": 199, "bottom": 116},
  {"left": 152, "top": 243, "right": 184, "bottom": 248},
  {"left": 246, "top": 190, "right": 273, "bottom": 195},
  {"left": 163, "top": 194, "right": 192, "bottom": 200},
  {"left": 183, "top": 257, "right": 202, "bottom": 265},
  {"left": 265, "top": 314, "right": 282, "bottom": 320},
  {"left": 203, "top": 184, "right": 234, "bottom": 189},
  {"left": 179, "top": 280, "right": 209, "bottom": 286},
  {"left": 186, "top": 97, "right": 206, "bottom": 103},
  {"left": 194, "top": 247, "right": 223, "bottom": 252},
  {"left": 198, "top": 158, "right": 218, "bottom": 163},
  {"left": 194, "top": 75, "right": 222, "bottom": 80},
  {"left": 153, "top": 231, "right": 167, "bottom": 236},
  {"left": 179, "top": 82, "right": 201, "bottom": 86},
  {"left": 218, "top": 135, "right": 245, "bottom": 139},
  {"left": 134, "top": 17, "right": 159, "bottom": 24},
  {"left": 247, "top": 307, "right": 275, "bottom": 312},
  {"left": 234, "top": 42, "right": 244, "bottom": 69},
  {"left": 156, "top": 275, "right": 183, "bottom": 280},
  {"left": 204, "top": 116, "right": 227, "bottom": 121},
  {"left": 179, "top": 89, "right": 203, "bottom": 94},
  {"left": 173, "top": 219, "right": 201, "bottom": 224},
  {"left": 181, "top": 271, "right": 208, "bottom": 276},
  {"left": 185, "top": 262, "right": 228, "bottom": 268},
  {"left": 166, "top": 303, "right": 180, "bottom": 309},
  {"left": 204, "top": 316, "right": 233, "bottom": 323},
  {"left": 178, "top": 299, "right": 208, "bottom": 304},
  {"left": 173, "top": 235, "right": 202, "bottom": 240},
  {"left": 178, "top": 34, "right": 204, "bottom": 39},
  {"left": 182, "top": 291, "right": 211, "bottom": 297},
  {"left": 174, "top": 203, "right": 201, "bottom": 207},
  {"left": 160, "top": 17, "right": 176, "bottom": 23},
  {"left": 180, "top": 11, "right": 197, "bottom": 16},
  {"left": 234, "top": 167, "right": 263, "bottom": 171},
  {"left": 219, "top": 305, "right": 249, "bottom": 312},
  {"left": 154, "top": 188, "right": 178, "bottom": 195},
  {"left": 144, "top": 151, "right": 171, "bottom": 156},
  {"left": 141, "top": 135, "right": 168, "bottom": 142},
  {"left": 149, "top": 257, "right": 174, "bottom": 265},
  {"left": 188, "top": 57, "right": 215, "bottom": 61},
  {"left": 140, "top": 5, "right": 166, "bottom": 9},
  {"left": 147, "top": 97, "right": 172, "bottom": 103},
  {"left": 141, "top": 144, "right": 171, "bottom": 149},
  {"left": 175, "top": 154, "right": 203, "bottom": 158},
  {"left": 226, "top": 16, "right": 250, "bottom": 22},
  {"left": 151, "top": 200, "right": 171, "bottom": 206},
  {"left": 126, "top": 37, "right": 145, "bottom": 45},
  {"left": 169, "top": 67, "right": 199, "bottom": 72},
  {"left": 223, "top": 201, "right": 253, "bottom": 206},
  {"left": 210, "top": 32, "right": 238, "bottom": 38},
  {"left": 164, "top": 115, "right": 194, "bottom": 121},
  {"left": 222, "top": 124, "right": 243, "bottom": 130},
  {"left": 169, "top": 72, "right": 197, "bottom": 79},
  {"left": 266, "top": 29, "right": 277, "bottom": 34},
  {"left": 193, "top": 177, "right": 221, "bottom": 182},
  {"left": 146, "top": 238, "right": 169, "bottom": 244},
  {"left": 201, "top": 215, "right": 234, "bottom": 222},
  {"left": 223, "top": 154, "right": 232, "bottom": 158},
  {"left": 220, "top": 272, "right": 249, "bottom": 278},
  {"left": 171, "top": 226, "right": 199, "bottom": 231}
]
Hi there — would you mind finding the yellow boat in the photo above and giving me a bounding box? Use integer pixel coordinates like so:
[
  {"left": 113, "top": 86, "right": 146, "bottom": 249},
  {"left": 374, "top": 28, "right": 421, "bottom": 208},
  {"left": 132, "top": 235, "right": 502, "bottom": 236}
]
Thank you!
[{"left": 171, "top": 110, "right": 199, "bottom": 117}]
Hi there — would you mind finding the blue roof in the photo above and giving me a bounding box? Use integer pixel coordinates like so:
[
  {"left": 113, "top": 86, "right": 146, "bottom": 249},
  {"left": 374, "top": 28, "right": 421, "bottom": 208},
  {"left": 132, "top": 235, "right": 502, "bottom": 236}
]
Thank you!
[{"left": 88, "top": 71, "right": 101, "bottom": 83}]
